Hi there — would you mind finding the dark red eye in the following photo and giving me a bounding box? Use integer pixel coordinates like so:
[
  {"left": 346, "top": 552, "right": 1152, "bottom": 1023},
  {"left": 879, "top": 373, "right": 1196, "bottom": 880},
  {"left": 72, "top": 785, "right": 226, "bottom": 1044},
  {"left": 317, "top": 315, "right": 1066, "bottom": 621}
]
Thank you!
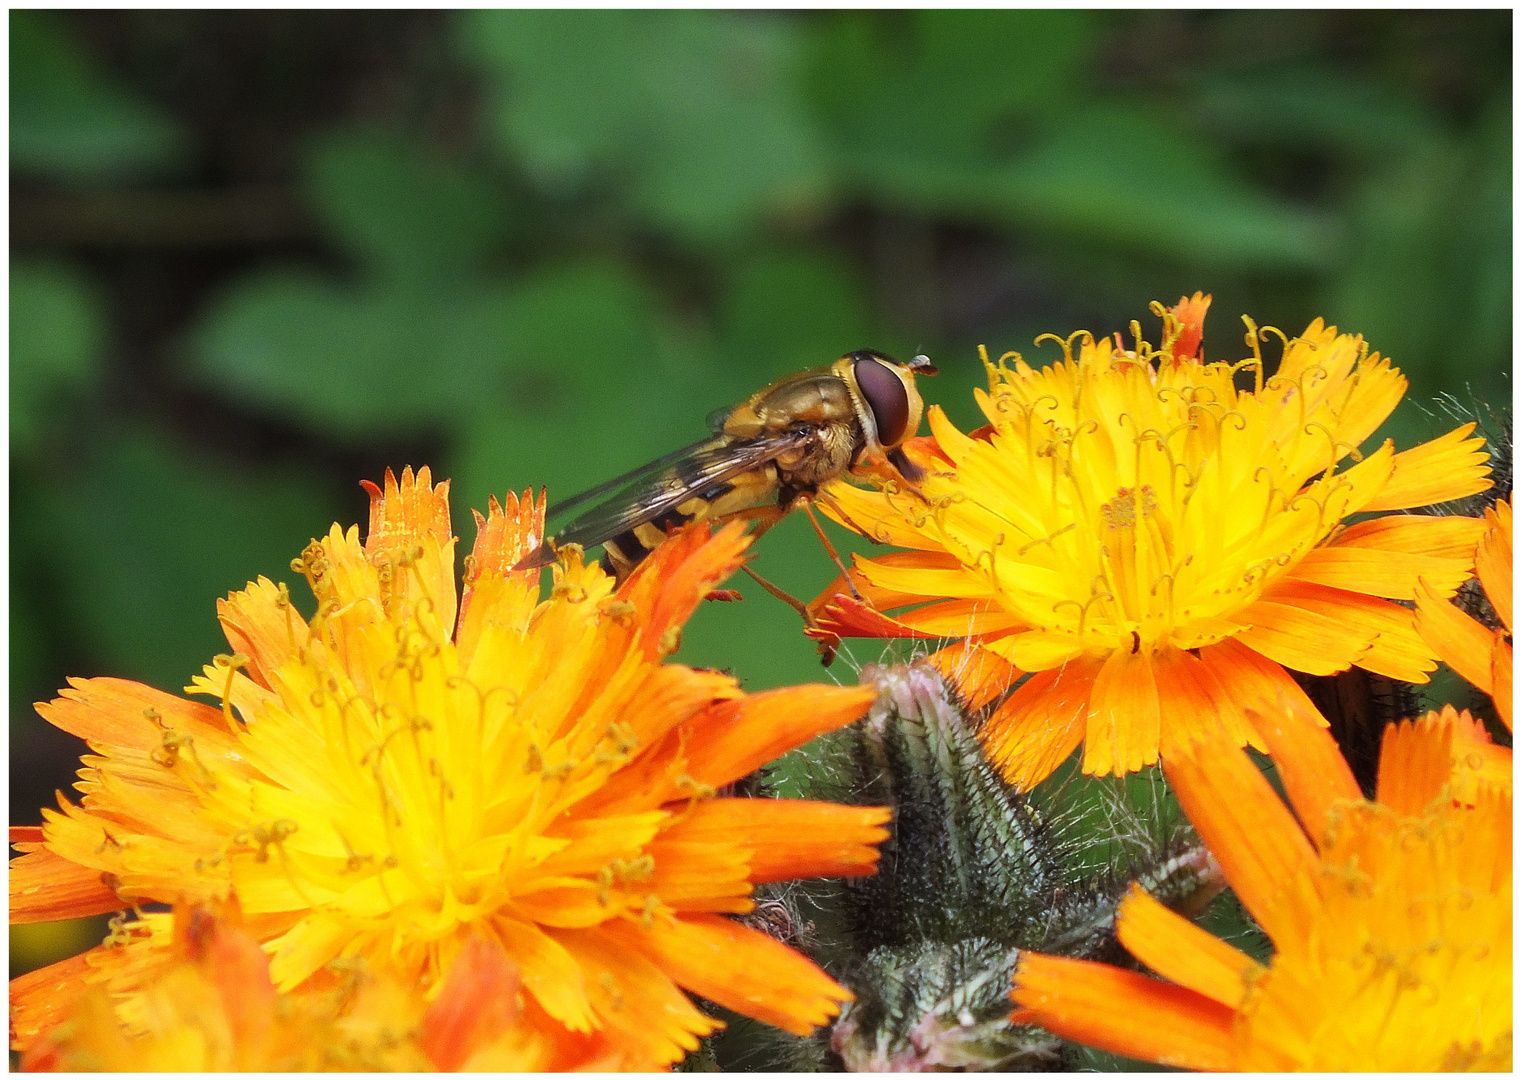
[{"left": 854, "top": 354, "right": 910, "bottom": 446}]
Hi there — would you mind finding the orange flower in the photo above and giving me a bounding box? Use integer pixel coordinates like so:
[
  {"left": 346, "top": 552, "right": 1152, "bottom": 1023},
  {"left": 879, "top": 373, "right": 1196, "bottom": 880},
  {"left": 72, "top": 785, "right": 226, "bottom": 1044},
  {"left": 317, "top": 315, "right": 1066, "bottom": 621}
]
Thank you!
[
  {"left": 1416, "top": 496, "right": 1512, "bottom": 729},
  {"left": 1010, "top": 704, "right": 1512, "bottom": 1070},
  {"left": 10, "top": 467, "right": 888, "bottom": 1068},
  {"left": 20, "top": 903, "right": 598, "bottom": 1071},
  {"left": 811, "top": 296, "right": 1492, "bottom": 788}
]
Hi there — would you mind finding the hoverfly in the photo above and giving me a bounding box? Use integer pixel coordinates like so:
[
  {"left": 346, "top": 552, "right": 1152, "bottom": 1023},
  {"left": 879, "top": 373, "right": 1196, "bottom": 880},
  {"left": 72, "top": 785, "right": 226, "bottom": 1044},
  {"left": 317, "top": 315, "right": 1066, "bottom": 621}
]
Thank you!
[{"left": 514, "top": 350, "right": 937, "bottom": 582}]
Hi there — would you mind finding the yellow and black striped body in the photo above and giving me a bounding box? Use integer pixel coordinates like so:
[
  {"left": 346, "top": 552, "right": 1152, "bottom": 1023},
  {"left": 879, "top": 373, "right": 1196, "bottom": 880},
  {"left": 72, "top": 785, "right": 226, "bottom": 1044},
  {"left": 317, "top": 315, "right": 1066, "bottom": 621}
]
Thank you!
[{"left": 517, "top": 350, "right": 936, "bottom": 582}]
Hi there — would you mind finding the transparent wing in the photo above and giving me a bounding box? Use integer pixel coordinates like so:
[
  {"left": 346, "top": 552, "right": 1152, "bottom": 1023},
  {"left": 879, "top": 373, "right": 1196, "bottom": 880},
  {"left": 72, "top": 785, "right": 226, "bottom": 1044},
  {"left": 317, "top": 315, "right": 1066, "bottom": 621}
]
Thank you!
[
  {"left": 514, "top": 429, "right": 809, "bottom": 569},
  {"left": 545, "top": 434, "right": 720, "bottom": 521}
]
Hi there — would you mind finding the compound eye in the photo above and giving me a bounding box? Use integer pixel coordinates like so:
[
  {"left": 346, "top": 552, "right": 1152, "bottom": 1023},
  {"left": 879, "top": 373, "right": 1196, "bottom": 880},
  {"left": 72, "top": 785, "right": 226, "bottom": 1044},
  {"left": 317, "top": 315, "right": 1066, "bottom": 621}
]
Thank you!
[{"left": 854, "top": 354, "right": 910, "bottom": 446}]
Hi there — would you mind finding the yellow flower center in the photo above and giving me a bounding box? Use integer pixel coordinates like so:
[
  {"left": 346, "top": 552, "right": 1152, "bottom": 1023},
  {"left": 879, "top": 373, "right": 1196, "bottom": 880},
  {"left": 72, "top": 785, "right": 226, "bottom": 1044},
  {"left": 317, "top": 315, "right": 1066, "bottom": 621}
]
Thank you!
[{"left": 913, "top": 321, "right": 1402, "bottom": 655}]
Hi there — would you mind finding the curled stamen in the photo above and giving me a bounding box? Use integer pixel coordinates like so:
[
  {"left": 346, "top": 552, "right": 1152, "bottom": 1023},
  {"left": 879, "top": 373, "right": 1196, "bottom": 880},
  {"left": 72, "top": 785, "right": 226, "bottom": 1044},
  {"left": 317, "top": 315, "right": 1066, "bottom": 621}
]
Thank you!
[
  {"left": 1034, "top": 332, "right": 1075, "bottom": 365},
  {"left": 1304, "top": 421, "right": 1365, "bottom": 475},
  {"left": 973, "top": 533, "right": 1007, "bottom": 584},
  {"left": 212, "top": 653, "right": 250, "bottom": 735},
  {"left": 1287, "top": 490, "right": 1331, "bottom": 534},
  {"left": 1019, "top": 522, "right": 1076, "bottom": 556}
]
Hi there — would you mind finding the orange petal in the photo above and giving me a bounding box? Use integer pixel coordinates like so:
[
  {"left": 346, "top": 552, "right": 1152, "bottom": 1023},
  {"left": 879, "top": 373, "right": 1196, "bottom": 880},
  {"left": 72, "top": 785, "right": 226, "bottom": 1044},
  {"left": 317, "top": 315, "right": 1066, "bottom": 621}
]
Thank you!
[
  {"left": 980, "top": 659, "right": 1097, "bottom": 791},
  {"left": 495, "top": 917, "right": 595, "bottom": 1033},
  {"left": 420, "top": 935, "right": 523, "bottom": 1071},
  {"left": 1358, "top": 422, "right": 1492, "bottom": 512},
  {"left": 1244, "top": 696, "right": 1359, "bottom": 845},
  {"left": 1493, "top": 639, "right": 1512, "bottom": 731},
  {"left": 9, "top": 949, "right": 96, "bottom": 1053},
  {"left": 602, "top": 912, "right": 849, "bottom": 1037},
  {"left": 1413, "top": 578, "right": 1495, "bottom": 694},
  {"left": 1232, "top": 598, "right": 1374, "bottom": 676},
  {"left": 995, "top": 628, "right": 1085, "bottom": 672},
  {"left": 1284, "top": 545, "right": 1473, "bottom": 600},
  {"left": 1201, "top": 638, "right": 1328, "bottom": 739},
  {"left": 466, "top": 487, "right": 547, "bottom": 580},
  {"left": 1330, "top": 513, "right": 1488, "bottom": 559},
  {"left": 1439, "top": 705, "right": 1513, "bottom": 801},
  {"left": 817, "top": 477, "right": 949, "bottom": 551},
  {"left": 659, "top": 799, "right": 890, "bottom": 883},
  {"left": 191, "top": 909, "right": 280, "bottom": 1056},
  {"left": 1082, "top": 648, "right": 1160, "bottom": 777},
  {"left": 216, "top": 577, "right": 307, "bottom": 689},
  {"left": 1278, "top": 581, "right": 1437, "bottom": 682},
  {"left": 1244, "top": 580, "right": 1437, "bottom": 682},
  {"left": 624, "top": 522, "right": 751, "bottom": 660},
  {"left": 458, "top": 488, "right": 547, "bottom": 658},
  {"left": 682, "top": 685, "right": 878, "bottom": 791},
  {"left": 888, "top": 599, "right": 1024, "bottom": 638},
  {"left": 10, "top": 848, "right": 125, "bottom": 923},
  {"left": 810, "top": 550, "right": 963, "bottom": 615},
  {"left": 1114, "top": 884, "right": 1262, "bottom": 1010},
  {"left": 1162, "top": 727, "right": 1319, "bottom": 947},
  {"left": 1010, "top": 951, "right": 1236, "bottom": 1071},
  {"left": 552, "top": 925, "right": 721, "bottom": 1066},
  {"left": 36, "top": 676, "right": 230, "bottom": 753},
  {"left": 1477, "top": 498, "right": 1512, "bottom": 631},
  {"left": 812, "top": 595, "right": 962, "bottom": 641},
  {"left": 637, "top": 836, "right": 752, "bottom": 914},
  {"left": 1376, "top": 710, "right": 1460, "bottom": 815},
  {"left": 927, "top": 642, "right": 1019, "bottom": 712},
  {"left": 855, "top": 554, "right": 995, "bottom": 600},
  {"left": 1331, "top": 438, "right": 1396, "bottom": 515},
  {"left": 1167, "top": 291, "right": 1211, "bottom": 361},
  {"left": 1152, "top": 645, "right": 1254, "bottom": 760},
  {"left": 359, "top": 465, "right": 458, "bottom": 635}
]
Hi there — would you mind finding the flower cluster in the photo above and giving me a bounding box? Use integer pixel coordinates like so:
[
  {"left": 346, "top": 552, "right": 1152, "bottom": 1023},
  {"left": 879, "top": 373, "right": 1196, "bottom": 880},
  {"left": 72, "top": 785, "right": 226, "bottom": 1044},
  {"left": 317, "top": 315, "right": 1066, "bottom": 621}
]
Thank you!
[
  {"left": 10, "top": 468, "right": 888, "bottom": 1069},
  {"left": 10, "top": 297, "right": 1510, "bottom": 1074},
  {"left": 806, "top": 296, "right": 1508, "bottom": 1071}
]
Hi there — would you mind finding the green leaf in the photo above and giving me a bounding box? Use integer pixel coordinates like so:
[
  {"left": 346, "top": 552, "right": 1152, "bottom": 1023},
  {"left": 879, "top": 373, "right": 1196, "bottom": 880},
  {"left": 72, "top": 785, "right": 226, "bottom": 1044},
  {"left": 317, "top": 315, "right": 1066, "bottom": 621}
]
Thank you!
[
  {"left": 719, "top": 249, "right": 873, "bottom": 383},
  {"left": 462, "top": 10, "right": 827, "bottom": 245},
  {"left": 1195, "top": 65, "right": 1438, "bottom": 158},
  {"left": 1328, "top": 100, "right": 1510, "bottom": 407},
  {"left": 810, "top": 10, "right": 1100, "bottom": 163},
  {"left": 305, "top": 129, "right": 507, "bottom": 282},
  {"left": 41, "top": 427, "right": 340, "bottom": 692},
  {"left": 10, "top": 261, "right": 103, "bottom": 451},
  {"left": 448, "top": 262, "right": 712, "bottom": 515},
  {"left": 9, "top": 10, "right": 184, "bottom": 183},
  {"left": 868, "top": 104, "right": 1340, "bottom": 272},
  {"left": 189, "top": 270, "right": 528, "bottom": 436}
]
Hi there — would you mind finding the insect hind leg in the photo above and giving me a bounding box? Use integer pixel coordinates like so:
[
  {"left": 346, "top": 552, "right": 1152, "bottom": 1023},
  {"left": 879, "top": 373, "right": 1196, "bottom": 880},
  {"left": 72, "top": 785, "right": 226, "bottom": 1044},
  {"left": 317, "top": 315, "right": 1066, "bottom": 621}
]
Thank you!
[{"left": 800, "top": 501, "right": 865, "bottom": 602}]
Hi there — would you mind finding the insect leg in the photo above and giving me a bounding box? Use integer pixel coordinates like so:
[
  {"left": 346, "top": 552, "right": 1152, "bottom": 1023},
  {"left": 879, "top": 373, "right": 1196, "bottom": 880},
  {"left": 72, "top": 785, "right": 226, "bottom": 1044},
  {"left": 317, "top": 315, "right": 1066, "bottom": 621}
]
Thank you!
[
  {"left": 815, "top": 487, "right": 887, "bottom": 547},
  {"left": 800, "top": 502, "right": 865, "bottom": 602},
  {"left": 739, "top": 564, "right": 812, "bottom": 617}
]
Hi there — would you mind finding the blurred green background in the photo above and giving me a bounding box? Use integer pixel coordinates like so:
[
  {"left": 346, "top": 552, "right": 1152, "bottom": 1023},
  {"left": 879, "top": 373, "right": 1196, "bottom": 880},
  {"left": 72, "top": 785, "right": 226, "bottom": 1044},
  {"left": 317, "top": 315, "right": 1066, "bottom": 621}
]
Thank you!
[{"left": 9, "top": 9, "right": 1510, "bottom": 971}]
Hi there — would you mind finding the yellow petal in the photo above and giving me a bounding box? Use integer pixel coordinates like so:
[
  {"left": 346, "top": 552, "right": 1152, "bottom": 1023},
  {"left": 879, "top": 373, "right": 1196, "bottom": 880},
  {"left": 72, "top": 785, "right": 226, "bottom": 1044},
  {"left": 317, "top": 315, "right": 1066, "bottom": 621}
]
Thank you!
[{"left": 1359, "top": 422, "right": 1492, "bottom": 512}]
